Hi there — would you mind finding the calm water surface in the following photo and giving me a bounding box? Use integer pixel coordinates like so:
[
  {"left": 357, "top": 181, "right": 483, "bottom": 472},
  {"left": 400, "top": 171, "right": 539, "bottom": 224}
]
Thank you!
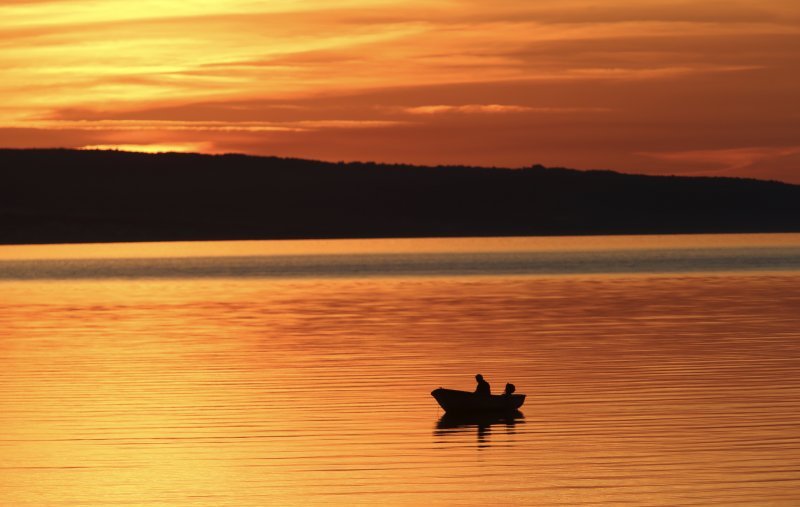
[{"left": 1, "top": 234, "right": 800, "bottom": 505}]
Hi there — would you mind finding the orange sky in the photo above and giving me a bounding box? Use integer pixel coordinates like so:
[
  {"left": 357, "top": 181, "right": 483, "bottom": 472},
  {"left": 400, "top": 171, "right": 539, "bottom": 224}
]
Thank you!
[{"left": 1, "top": 0, "right": 799, "bottom": 182}]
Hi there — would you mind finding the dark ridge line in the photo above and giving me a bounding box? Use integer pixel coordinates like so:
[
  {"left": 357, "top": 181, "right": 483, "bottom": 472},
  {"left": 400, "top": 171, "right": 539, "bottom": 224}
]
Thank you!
[
  {"left": 2, "top": 148, "right": 799, "bottom": 246},
  {"left": 5, "top": 147, "right": 794, "bottom": 187}
]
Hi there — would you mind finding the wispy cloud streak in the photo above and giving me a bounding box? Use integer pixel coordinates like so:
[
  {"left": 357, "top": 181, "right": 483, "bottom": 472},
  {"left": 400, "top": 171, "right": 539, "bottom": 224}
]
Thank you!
[
  {"left": 641, "top": 147, "right": 800, "bottom": 171},
  {"left": 404, "top": 104, "right": 613, "bottom": 114}
]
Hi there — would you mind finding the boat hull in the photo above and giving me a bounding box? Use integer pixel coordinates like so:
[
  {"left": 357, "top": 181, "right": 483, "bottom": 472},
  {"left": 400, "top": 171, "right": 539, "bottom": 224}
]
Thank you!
[{"left": 431, "top": 388, "right": 525, "bottom": 413}]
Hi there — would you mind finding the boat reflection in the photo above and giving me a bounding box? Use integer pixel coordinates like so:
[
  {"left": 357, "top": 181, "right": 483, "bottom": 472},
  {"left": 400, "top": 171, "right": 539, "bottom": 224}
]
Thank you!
[{"left": 434, "top": 410, "right": 524, "bottom": 447}]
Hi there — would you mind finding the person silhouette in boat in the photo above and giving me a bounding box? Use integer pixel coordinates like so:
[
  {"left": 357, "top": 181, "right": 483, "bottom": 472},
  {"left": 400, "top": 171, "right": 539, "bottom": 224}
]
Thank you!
[{"left": 474, "top": 374, "right": 491, "bottom": 396}]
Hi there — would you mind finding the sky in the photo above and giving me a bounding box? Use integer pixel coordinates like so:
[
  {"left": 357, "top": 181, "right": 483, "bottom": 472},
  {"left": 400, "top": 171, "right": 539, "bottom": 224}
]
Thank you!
[{"left": 1, "top": 0, "right": 799, "bottom": 182}]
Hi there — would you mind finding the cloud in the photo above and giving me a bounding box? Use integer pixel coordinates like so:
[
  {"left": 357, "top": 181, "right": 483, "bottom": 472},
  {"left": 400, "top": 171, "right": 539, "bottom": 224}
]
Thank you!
[
  {"left": 2, "top": 0, "right": 795, "bottom": 124},
  {"left": 405, "top": 104, "right": 532, "bottom": 115},
  {"left": 640, "top": 146, "right": 800, "bottom": 172},
  {"left": 403, "top": 104, "right": 612, "bottom": 115},
  {"left": 3, "top": 119, "right": 405, "bottom": 132}
]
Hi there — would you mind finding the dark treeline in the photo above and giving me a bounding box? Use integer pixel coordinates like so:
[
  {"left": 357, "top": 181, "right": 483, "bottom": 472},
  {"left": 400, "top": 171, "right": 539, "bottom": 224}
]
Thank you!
[{"left": 2, "top": 148, "right": 800, "bottom": 245}]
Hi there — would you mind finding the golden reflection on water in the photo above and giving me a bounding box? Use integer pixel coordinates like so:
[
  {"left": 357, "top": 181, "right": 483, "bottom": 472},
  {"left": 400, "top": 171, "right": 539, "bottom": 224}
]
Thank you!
[{"left": 2, "top": 271, "right": 800, "bottom": 505}]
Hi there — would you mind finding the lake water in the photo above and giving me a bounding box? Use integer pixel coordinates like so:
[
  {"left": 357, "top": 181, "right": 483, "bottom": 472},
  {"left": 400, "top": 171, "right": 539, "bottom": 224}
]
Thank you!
[{"left": 1, "top": 234, "right": 800, "bottom": 506}]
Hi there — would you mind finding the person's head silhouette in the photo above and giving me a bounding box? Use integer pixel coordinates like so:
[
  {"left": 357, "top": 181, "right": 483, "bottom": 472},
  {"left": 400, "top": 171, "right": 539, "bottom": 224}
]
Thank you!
[{"left": 476, "top": 374, "right": 484, "bottom": 382}]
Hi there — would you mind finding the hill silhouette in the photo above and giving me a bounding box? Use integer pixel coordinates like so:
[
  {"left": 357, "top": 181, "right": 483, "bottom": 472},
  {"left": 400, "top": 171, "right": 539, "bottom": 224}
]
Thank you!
[{"left": 2, "top": 148, "right": 799, "bottom": 245}]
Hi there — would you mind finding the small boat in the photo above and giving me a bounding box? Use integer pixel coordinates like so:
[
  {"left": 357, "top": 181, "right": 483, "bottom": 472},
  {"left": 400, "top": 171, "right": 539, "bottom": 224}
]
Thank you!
[{"left": 431, "top": 387, "right": 525, "bottom": 413}]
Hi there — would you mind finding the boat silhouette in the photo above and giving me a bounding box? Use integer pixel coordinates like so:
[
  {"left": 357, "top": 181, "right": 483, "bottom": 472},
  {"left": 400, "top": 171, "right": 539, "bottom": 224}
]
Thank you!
[{"left": 431, "top": 387, "right": 525, "bottom": 413}]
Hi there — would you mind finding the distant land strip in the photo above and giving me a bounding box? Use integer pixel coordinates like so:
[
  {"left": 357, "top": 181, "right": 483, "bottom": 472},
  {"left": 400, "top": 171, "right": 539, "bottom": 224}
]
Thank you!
[{"left": 2, "top": 148, "right": 800, "bottom": 245}]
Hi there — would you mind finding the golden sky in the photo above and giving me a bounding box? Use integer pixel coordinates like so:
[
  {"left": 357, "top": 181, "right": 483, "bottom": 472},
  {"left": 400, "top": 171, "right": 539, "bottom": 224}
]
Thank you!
[{"left": 1, "top": 0, "right": 799, "bottom": 182}]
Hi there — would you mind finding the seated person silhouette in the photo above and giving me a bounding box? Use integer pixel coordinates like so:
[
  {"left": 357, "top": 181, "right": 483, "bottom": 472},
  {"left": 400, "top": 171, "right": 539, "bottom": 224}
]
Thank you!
[{"left": 474, "top": 374, "right": 491, "bottom": 396}]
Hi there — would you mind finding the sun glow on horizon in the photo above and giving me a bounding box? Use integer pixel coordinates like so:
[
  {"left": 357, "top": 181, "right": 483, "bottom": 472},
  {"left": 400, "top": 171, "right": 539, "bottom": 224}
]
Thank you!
[{"left": 79, "top": 143, "right": 217, "bottom": 154}]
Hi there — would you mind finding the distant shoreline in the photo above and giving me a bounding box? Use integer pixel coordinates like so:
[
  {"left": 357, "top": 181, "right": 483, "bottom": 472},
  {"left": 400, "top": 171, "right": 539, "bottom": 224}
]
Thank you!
[
  {"left": 3, "top": 149, "right": 799, "bottom": 246},
  {"left": 4, "top": 229, "right": 800, "bottom": 248}
]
